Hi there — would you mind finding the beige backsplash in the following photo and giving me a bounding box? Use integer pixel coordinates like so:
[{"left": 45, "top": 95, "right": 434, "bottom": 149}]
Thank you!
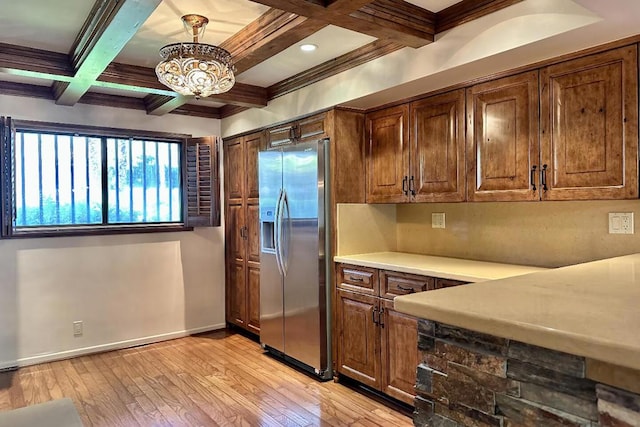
[
  {"left": 337, "top": 200, "right": 640, "bottom": 268},
  {"left": 336, "top": 203, "right": 397, "bottom": 256}
]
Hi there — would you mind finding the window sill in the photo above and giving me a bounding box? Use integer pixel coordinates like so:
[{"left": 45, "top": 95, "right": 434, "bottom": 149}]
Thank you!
[{"left": 8, "top": 224, "right": 195, "bottom": 239}]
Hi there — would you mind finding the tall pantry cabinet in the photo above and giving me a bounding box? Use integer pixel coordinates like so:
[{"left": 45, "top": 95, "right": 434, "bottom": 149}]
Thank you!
[{"left": 224, "top": 132, "right": 262, "bottom": 335}]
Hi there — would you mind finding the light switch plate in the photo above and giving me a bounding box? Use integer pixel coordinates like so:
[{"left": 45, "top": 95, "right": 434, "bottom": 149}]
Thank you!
[
  {"left": 432, "top": 212, "right": 446, "bottom": 229},
  {"left": 609, "top": 212, "right": 634, "bottom": 234}
]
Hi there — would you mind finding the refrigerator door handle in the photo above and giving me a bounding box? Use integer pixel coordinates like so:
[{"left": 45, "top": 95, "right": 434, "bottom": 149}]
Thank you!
[
  {"left": 281, "top": 190, "right": 291, "bottom": 276},
  {"left": 274, "top": 188, "right": 284, "bottom": 276}
]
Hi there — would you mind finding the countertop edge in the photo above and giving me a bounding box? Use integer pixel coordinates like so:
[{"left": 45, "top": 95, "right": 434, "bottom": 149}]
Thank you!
[
  {"left": 394, "top": 296, "right": 640, "bottom": 372},
  {"left": 333, "top": 252, "right": 545, "bottom": 283}
]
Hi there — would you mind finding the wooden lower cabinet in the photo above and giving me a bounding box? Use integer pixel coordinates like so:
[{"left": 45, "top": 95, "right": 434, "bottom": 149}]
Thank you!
[
  {"left": 228, "top": 262, "right": 246, "bottom": 327},
  {"left": 336, "top": 289, "right": 381, "bottom": 389},
  {"left": 246, "top": 266, "right": 261, "bottom": 335},
  {"left": 336, "top": 289, "right": 417, "bottom": 405},
  {"left": 335, "top": 263, "right": 468, "bottom": 406},
  {"left": 380, "top": 299, "right": 419, "bottom": 404}
]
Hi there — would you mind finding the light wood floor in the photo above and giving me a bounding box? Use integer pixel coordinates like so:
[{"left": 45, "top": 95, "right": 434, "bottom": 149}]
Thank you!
[{"left": 0, "top": 330, "right": 412, "bottom": 426}]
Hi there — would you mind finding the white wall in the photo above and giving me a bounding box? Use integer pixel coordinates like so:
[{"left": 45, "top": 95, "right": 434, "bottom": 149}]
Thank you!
[{"left": 0, "top": 95, "right": 225, "bottom": 368}]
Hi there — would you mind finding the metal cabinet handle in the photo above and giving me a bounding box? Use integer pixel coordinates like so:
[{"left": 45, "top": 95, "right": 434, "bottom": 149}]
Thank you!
[
  {"left": 409, "top": 176, "right": 416, "bottom": 196},
  {"left": 530, "top": 165, "right": 537, "bottom": 191},
  {"left": 541, "top": 164, "right": 548, "bottom": 191},
  {"left": 379, "top": 308, "right": 384, "bottom": 328},
  {"left": 349, "top": 276, "right": 364, "bottom": 282},
  {"left": 372, "top": 307, "right": 378, "bottom": 325},
  {"left": 402, "top": 176, "right": 408, "bottom": 195},
  {"left": 396, "top": 284, "right": 415, "bottom": 293}
]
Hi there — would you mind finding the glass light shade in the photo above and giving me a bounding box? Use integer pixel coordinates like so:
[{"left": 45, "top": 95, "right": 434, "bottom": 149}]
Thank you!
[{"left": 155, "top": 42, "right": 235, "bottom": 98}]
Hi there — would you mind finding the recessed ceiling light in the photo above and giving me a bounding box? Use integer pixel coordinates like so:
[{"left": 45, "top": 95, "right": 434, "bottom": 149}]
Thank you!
[{"left": 300, "top": 44, "right": 318, "bottom": 52}]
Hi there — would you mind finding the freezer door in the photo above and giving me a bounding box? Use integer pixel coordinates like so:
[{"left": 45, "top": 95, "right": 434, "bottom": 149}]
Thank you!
[
  {"left": 259, "top": 150, "right": 284, "bottom": 353},
  {"left": 281, "top": 140, "right": 327, "bottom": 372}
]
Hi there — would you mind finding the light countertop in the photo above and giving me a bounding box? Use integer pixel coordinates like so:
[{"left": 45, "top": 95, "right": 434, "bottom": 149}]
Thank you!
[
  {"left": 334, "top": 251, "right": 547, "bottom": 282},
  {"left": 394, "top": 253, "right": 640, "bottom": 371}
]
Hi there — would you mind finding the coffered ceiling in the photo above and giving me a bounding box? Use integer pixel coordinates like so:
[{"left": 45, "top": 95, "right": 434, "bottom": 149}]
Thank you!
[{"left": 0, "top": 0, "right": 523, "bottom": 120}]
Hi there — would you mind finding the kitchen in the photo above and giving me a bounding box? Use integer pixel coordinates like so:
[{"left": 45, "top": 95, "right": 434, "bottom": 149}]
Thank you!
[{"left": 1, "top": 0, "right": 640, "bottom": 426}]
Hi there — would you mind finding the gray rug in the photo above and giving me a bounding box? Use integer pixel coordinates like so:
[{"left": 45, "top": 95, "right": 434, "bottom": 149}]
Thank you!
[{"left": 0, "top": 398, "right": 83, "bottom": 427}]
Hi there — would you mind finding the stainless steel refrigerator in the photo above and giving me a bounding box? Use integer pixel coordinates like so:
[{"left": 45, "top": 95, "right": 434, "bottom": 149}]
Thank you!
[{"left": 258, "top": 138, "right": 332, "bottom": 380}]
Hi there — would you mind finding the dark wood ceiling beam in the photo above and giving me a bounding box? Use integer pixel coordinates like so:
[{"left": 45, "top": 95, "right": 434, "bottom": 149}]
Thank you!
[
  {"left": 0, "top": 43, "right": 73, "bottom": 81},
  {"left": 268, "top": 39, "right": 404, "bottom": 99},
  {"left": 54, "top": 0, "right": 162, "bottom": 106},
  {"left": 0, "top": 79, "right": 220, "bottom": 119},
  {"left": 0, "top": 80, "right": 53, "bottom": 100},
  {"left": 249, "top": 0, "right": 434, "bottom": 47},
  {"left": 144, "top": 94, "right": 191, "bottom": 116},
  {"left": 220, "top": 105, "right": 251, "bottom": 119},
  {"left": 222, "top": 9, "right": 328, "bottom": 75},
  {"left": 436, "top": 0, "right": 523, "bottom": 33},
  {"left": 97, "top": 63, "right": 268, "bottom": 107},
  {"left": 170, "top": 104, "right": 222, "bottom": 119}
]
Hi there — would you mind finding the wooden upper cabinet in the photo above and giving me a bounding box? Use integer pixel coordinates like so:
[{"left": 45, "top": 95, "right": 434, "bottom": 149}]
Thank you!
[
  {"left": 244, "top": 132, "right": 262, "bottom": 203},
  {"left": 467, "top": 71, "right": 540, "bottom": 202},
  {"left": 296, "top": 113, "right": 326, "bottom": 143},
  {"left": 224, "top": 137, "right": 245, "bottom": 204},
  {"left": 266, "top": 124, "right": 295, "bottom": 149},
  {"left": 540, "top": 46, "right": 638, "bottom": 200},
  {"left": 365, "top": 105, "right": 410, "bottom": 203},
  {"left": 410, "top": 89, "right": 466, "bottom": 202},
  {"left": 266, "top": 113, "right": 327, "bottom": 149}
]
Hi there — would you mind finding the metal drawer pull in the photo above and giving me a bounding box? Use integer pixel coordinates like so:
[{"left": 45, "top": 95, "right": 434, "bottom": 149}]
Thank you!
[
  {"left": 396, "top": 284, "right": 416, "bottom": 293},
  {"left": 530, "top": 165, "right": 537, "bottom": 191},
  {"left": 541, "top": 164, "right": 548, "bottom": 191},
  {"left": 349, "top": 276, "right": 364, "bottom": 282}
]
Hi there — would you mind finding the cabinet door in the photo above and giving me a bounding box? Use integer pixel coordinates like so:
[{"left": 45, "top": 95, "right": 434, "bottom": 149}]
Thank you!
[
  {"left": 246, "top": 265, "right": 260, "bottom": 334},
  {"left": 246, "top": 204, "right": 260, "bottom": 264},
  {"left": 411, "top": 89, "right": 466, "bottom": 202},
  {"left": 365, "top": 105, "right": 410, "bottom": 203},
  {"left": 336, "top": 289, "right": 381, "bottom": 389},
  {"left": 380, "top": 299, "right": 418, "bottom": 406},
  {"left": 467, "top": 71, "right": 540, "bottom": 201},
  {"left": 267, "top": 124, "right": 295, "bottom": 149},
  {"left": 297, "top": 113, "right": 326, "bottom": 143},
  {"left": 228, "top": 262, "right": 246, "bottom": 327},
  {"left": 224, "top": 137, "right": 245, "bottom": 204},
  {"left": 226, "top": 205, "right": 245, "bottom": 264},
  {"left": 540, "top": 46, "right": 638, "bottom": 200},
  {"left": 245, "top": 132, "right": 262, "bottom": 203}
]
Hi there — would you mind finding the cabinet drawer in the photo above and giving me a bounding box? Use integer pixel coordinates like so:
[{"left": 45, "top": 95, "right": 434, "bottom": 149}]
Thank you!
[
  {"left": 380, "top": 270, "right": 434, "bottom": 299},
  {"left": 267, "top": 125, "right": 294, "bottom": 149},
  {"left": 435, "top": 278, "right": 468, "bottom": 289},
  {"left": 297, "top": 113, "right": 326, "bottom": 142},
  {"left": 337, "top": 264, "right": 378, "bottom": 295}
]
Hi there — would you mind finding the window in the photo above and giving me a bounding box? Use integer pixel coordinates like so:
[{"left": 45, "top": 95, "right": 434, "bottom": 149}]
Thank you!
[{"left": 0, "top": 118, "right": 220, "bottom": 237}]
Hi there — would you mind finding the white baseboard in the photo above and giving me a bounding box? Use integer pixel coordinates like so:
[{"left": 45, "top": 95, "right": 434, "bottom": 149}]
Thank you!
[{"left": 11, "top": 323, "right": 226, "bottom": 368}]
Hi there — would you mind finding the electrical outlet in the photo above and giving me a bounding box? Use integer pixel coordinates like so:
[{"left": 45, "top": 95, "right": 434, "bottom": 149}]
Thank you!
[
  {"left": 432, "top": 212, "right": 446, "bottom": 229},
  {"left": 73, "top": 321, "right": 83, "bottom": 337},
  {"left": 608, "top": 212, "right": 634, "bottom": 234}
]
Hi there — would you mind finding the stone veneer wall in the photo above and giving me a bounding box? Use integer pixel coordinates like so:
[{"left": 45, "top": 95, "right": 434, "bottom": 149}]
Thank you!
[{"left": 415, "top": 319, "right": 640, "bottom": 427}]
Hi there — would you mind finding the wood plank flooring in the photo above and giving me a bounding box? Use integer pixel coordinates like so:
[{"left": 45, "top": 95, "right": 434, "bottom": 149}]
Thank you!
[{"left": 0, "top": 330, "right": 412, "bottom": 426}]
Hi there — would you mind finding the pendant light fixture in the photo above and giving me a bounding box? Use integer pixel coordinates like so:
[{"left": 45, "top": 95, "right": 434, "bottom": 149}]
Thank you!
[{"left": 155, "top": 14, "right": 235, "bottom": 98}]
